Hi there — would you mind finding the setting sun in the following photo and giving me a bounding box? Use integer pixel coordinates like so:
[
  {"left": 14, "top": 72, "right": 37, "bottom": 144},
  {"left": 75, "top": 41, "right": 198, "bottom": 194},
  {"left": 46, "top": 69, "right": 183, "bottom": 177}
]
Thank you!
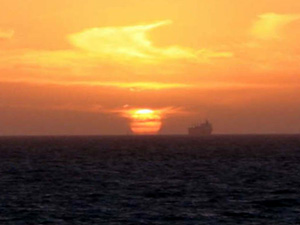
[{"left": 129, "top": 109, "right": 162, "bottom": 135}]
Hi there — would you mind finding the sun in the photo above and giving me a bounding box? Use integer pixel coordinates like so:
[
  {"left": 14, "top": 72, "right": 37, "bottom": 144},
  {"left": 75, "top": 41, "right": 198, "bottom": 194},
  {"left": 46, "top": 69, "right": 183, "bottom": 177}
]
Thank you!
[{"left": 129, "top": 109, "right": 162, "bottom": 135}]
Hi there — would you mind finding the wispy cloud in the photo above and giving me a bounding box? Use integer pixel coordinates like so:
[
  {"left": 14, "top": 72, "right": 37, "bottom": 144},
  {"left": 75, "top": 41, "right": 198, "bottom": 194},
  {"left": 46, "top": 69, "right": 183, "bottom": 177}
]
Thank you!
[
  {"left": 112, "top": 106, "right": 185, "bottom": 119},
  {"left": 251, "top": 13, "right": 300, "bottom": 40},
  {"left": 0, "top": 21, "right": 233, "bottom": 87},
  {"left": 80, "top": 81, "right": 192, "bottom": 91},
  {"left": 0, "top": 29, "right": 14, "bottom": 40},
  {"left": 1, "top": 21, "right": 231, "bottom": 70},
  {"left": 0, "top": 78, "right": 193, "bottom": 92},
  {"left": 68, "top": 20, "right": 232, "bottom": 63}
]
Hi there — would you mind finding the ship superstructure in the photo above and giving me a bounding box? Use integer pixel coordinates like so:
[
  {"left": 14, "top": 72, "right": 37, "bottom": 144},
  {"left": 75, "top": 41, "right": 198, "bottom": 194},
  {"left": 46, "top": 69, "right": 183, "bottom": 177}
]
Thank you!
[{"left": 188, "top": 120, "right": 213, "bottom": 136}]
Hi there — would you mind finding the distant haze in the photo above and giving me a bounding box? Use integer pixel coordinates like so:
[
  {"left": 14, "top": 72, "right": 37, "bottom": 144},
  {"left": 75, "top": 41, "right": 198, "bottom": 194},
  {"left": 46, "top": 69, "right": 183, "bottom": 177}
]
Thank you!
[{"left": 0, "top": 0, "right": 300, "bottom": 135}]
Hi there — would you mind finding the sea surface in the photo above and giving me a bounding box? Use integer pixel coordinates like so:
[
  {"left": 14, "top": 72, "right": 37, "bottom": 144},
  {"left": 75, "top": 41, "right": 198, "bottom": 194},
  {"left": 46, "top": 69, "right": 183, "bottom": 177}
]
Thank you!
[{"left": 0, "top": 135, "right": 299, "bottom": 225}]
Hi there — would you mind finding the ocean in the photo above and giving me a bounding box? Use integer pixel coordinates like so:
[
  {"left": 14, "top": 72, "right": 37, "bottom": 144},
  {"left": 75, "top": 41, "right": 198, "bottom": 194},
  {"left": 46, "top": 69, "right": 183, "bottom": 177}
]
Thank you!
[{"left": 0, "top": 135, "right": 299, "bottom": 224}]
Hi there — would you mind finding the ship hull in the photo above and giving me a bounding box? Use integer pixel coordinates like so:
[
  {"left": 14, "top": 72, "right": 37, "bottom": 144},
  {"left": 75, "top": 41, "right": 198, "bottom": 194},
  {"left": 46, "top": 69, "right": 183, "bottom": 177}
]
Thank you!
[{"left": 188, "top": 120, "right": 213, "bottom": 136}]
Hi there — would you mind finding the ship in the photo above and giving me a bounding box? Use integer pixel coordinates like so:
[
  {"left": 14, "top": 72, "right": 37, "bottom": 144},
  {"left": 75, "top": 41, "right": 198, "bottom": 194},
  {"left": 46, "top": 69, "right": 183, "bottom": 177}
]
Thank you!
[{"left": 188, "top": 120, "right": 213, "bottom": 136}]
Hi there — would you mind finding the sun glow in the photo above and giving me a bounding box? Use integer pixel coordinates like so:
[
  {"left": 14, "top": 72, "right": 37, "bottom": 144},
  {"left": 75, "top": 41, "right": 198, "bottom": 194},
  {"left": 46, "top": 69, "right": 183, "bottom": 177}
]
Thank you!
[{"left": 128, "top": 109, "right": 162, "bottom": 135}]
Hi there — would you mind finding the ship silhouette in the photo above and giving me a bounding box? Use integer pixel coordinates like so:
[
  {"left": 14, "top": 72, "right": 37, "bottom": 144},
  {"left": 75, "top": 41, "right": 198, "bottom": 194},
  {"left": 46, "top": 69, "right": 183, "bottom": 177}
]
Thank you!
[{"left": 188, "top": 120, "right": 213, "bottom": 136}]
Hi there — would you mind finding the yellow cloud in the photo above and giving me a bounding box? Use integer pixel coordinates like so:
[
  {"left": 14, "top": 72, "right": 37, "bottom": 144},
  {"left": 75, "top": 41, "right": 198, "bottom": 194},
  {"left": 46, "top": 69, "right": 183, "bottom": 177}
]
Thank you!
[
  {"left": 0, "top": 20, "right": 233, "bottom": 88},
  {"left": 86, "top": 81, "right": 191, "bottom": 91},
  {"left": 0, "top": 79, "right": 192, "bottom": 91},
  {"left": 0, "top": 20, "right": 232, "bottom": 75},
  {"left": 0, "top": 29, "right": 14, "bottom": 40},
  {"left": 251, "top": 13, "right": 300, "bottom": 40},
  {"left": 69, "top": 20, "right": 232, "bottom": 63},
  {"left": 116, "top": 106, "right": 184, "bottom": 119}
]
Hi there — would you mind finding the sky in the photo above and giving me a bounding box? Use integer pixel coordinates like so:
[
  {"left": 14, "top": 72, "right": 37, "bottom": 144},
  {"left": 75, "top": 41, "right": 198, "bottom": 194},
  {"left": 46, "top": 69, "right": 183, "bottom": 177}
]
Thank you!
[{"left": 0, "top": 0, "right": 300, "bottom": 135}]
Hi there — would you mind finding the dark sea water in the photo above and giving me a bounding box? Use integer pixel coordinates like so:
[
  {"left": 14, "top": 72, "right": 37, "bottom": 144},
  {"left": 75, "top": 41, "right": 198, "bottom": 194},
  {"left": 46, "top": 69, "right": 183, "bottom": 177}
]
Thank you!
[{"left": 0, "top": 135, "right": 300, "bottom": 225}]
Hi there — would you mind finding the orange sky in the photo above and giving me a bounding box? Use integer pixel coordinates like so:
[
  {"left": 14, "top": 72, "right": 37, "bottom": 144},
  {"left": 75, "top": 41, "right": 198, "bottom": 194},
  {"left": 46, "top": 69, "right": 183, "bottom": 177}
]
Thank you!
[{"left": 0, "top": 0, "right": 300, "bottom": 135}]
